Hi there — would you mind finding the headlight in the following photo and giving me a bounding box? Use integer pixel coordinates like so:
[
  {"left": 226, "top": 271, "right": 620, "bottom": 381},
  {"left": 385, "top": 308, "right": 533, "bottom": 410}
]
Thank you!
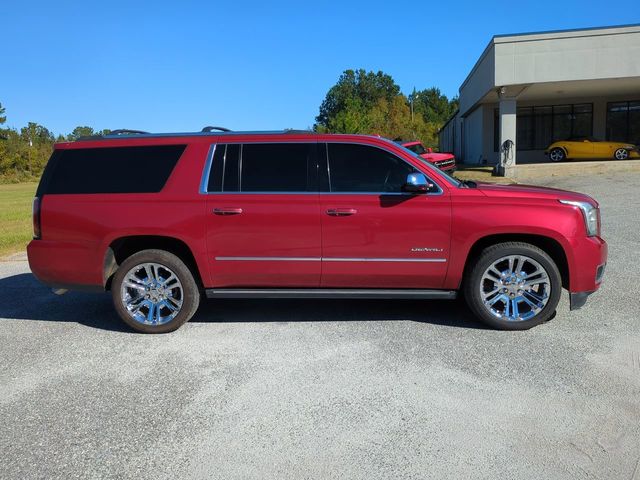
[{"left": 559, "top": 200, "right": 600, "bottom": 236}]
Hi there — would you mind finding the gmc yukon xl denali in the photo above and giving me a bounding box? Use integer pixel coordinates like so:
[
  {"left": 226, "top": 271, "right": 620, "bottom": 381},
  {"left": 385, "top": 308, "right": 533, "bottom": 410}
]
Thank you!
[{"left": 27, "top": 129, "right": 607, "bottom": 333}]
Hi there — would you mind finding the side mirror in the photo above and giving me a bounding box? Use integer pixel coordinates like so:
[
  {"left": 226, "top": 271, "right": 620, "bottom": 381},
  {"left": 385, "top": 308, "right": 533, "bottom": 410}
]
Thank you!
[{"left": 402, "top": 173, "right": 432, "bottom": 194}]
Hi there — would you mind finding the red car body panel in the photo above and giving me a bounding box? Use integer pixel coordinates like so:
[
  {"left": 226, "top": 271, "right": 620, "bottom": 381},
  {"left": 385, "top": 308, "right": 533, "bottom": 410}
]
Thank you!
[
  {"left": 319, "top": 192, "right": 451, "bottom": 288},
  {"left": 27, "top": 133, "right": 607, "bottom": 304}
]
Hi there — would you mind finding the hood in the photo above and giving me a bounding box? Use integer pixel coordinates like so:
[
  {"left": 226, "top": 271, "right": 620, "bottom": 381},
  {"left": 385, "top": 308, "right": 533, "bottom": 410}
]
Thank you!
[
  {"left": 475, "top": 182, "right": 598, "bottom": 206},
  {"left": 420, "top": 152, "right": 454, "bottom": 162}
]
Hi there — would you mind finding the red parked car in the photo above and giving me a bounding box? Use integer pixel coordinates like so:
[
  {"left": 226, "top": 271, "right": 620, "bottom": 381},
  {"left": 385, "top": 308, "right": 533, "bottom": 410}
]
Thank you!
[
  {"left": 402, "top": 141, "right": 456, "bottom": 172},
  {"left": 28, "top": 129, "right": 607, "bottom": 333}
]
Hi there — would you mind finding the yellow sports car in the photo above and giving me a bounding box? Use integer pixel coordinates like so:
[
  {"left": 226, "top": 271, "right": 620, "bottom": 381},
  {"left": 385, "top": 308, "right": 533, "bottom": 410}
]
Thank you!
[{"left": 545, "top": 137, "right": 639, "bottom": 162}]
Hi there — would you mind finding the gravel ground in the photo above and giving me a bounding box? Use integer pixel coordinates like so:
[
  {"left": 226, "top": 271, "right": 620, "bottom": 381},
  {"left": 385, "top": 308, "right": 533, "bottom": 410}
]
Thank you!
[{"left": 1, "top": 173, "right": 639, "bottom": 480}]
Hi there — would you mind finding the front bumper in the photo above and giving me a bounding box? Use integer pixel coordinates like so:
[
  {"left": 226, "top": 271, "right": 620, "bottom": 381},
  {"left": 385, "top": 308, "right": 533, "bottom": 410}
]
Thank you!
[
  {"left": 570, "top": 291, "right": 595, "bottom": 310},
  {"left": 567, "top": 235, "right": 607, "bottom": 310}
]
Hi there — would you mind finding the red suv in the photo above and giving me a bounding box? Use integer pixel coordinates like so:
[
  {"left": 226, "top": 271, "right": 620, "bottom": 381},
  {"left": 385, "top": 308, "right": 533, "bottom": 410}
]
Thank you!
[
  {"left": 28, "top": 129, "right": 607, "bottom": 333},
  {"left": 402, "top": 141, "right": 456, "bottom": 172}
]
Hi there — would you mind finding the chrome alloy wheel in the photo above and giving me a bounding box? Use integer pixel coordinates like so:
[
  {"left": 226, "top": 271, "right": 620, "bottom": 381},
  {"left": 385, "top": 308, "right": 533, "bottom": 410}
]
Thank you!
[
  {"left": 120, "top": 263, "right": 184, "bottom": 325},
  {"left": 479, "top": 255, "right": 551, "bottom": 322}
]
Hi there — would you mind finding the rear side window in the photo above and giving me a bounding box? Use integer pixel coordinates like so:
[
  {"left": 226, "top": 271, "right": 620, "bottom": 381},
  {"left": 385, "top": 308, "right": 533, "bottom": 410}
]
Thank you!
[
  {"left": 38, "top": 145, "right": 186, "bottom": 195},
  {"left": 207, "top": 143, "right": 314, "bottom": 193}
]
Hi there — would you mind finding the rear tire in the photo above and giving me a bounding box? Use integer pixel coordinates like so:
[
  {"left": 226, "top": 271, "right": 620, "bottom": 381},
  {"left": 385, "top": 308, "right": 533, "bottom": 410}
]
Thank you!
[
  {"left": 111, "top": 249, "right": 200, "bottom": 333},
  {"left": 464, "top": 242, "right": 562, "bottom": 330},
  {"left": 549, "top": 148, "right": 566, "bottom": 162}
]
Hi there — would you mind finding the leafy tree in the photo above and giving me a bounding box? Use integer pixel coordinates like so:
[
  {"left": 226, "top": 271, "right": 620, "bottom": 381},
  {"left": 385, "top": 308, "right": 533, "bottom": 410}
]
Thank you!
[
  {"left": 316, "top": 69, "right": 401, "bottom": 130},
  {"left": 0, "top": 102, "right": 6, "bottom": 125},
  {"left": 67, "top": 126, "right": 96, "bottom": 141},
  {"left": 315, "top": 70, "right": 457, "bottom": 148},
  {"left": 411, "top": 87, "right": 459, "bottom": 125}
]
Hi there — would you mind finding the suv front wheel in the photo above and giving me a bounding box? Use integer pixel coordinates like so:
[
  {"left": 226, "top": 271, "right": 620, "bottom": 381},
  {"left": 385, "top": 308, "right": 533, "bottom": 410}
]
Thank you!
[
  {"left": 111, "top": 249, "right": 200, "bottom": 333},
  {"left": 464, "top": 242, "right": 562, "bottom": 330}
]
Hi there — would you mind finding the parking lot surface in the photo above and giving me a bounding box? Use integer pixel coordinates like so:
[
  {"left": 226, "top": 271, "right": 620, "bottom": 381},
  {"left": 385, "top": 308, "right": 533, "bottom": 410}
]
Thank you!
[{"left": 1, "top": 172, "right": 639, "bottom": 479}]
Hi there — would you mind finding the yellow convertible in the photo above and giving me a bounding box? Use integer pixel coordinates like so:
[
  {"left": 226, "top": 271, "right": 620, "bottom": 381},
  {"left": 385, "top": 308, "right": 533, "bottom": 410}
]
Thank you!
[{"left": 545, "top": 137, "right": 639, "bottom": 162}]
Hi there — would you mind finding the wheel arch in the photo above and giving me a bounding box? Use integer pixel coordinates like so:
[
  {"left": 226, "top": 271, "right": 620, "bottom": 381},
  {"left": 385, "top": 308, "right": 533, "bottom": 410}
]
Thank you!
[
  {"left": 461, "top": 233, "right": 570, "bottom": 290},
  {"left": 103, "top": 235, "right": 205, "bottom": 291},
  {"left": 552, "top": 145, "right": 569, "bottom": 158}
]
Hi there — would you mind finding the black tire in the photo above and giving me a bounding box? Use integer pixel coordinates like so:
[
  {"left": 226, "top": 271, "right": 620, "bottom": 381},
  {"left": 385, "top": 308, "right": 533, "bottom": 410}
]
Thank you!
[
  {"left": 549, "top": 147, "right": 566, "bottom": 162},
  {"left": 614, "top": 148, "right": 629, "bottom": 160},
  {"left": 464, "top": 242, "right": 562, "bottom": 330},
  {"left": 111, "top": 249, "right": 200, "bottom": 333}
]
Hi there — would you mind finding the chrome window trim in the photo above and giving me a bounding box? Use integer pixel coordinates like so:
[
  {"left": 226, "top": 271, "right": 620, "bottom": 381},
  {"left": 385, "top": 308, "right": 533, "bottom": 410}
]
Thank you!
[
  {"left": 199, "top": 140, "right": 445, "bottom": 196},
  {"left": 199, "top": 144, "right": 217, "bottom": 194},
  {"left": 215, "top": 256, "right": 446, "bottom": 263}
]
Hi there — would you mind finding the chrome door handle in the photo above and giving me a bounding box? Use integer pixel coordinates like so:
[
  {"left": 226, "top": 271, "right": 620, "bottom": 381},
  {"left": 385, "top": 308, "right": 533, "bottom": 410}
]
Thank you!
[
  {"left": 213, "top": 208, "right": 243, "bottom": 216},
  {"left": 326, "top": 208, "right": 357, "bottom": 216}
]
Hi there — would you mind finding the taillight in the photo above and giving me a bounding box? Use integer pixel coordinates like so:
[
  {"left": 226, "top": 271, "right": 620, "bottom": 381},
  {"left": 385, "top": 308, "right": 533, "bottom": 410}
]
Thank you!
[{"left": 32, "top": 197, "right": 41, "bottom": 239}]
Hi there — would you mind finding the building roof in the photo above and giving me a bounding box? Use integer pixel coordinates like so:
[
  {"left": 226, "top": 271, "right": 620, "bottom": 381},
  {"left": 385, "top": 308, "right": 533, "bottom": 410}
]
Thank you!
[{"left": 460, "top": 24, "right": 640, "bottom": 93}]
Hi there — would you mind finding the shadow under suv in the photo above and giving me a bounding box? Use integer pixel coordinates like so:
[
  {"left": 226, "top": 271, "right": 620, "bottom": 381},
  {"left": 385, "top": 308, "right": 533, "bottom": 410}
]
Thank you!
[{"left": 27, "top": 128, "right": 607, "bottom": 333}]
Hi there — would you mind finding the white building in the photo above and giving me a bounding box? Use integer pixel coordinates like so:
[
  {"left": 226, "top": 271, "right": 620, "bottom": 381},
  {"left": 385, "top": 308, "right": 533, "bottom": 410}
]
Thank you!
[{"left": 439, "top": 24, "right": 640, "bottom": 174}]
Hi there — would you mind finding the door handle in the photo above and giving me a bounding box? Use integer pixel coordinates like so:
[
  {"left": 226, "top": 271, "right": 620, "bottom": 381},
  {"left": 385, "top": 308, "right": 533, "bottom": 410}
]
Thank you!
[
  {"left": 326, "top": 208, "right": 357, "bottom": 217},
  {"left": 213, "top": 208, "right": 243, "bottom": 216}
]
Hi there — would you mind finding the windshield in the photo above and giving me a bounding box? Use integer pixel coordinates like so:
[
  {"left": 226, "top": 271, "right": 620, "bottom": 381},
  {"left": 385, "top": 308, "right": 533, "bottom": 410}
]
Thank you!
[
  {"left": 404, "top": 143, "right": 427, "bottom": 155},
  {"left": 396, "top": 144, "right": 462, "bottom": 187}
]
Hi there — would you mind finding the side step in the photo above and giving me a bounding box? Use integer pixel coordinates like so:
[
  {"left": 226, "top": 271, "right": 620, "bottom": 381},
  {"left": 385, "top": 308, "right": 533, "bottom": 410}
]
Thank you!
[{"left": 205, "top": 288, "right": 457, "bottom": 300}]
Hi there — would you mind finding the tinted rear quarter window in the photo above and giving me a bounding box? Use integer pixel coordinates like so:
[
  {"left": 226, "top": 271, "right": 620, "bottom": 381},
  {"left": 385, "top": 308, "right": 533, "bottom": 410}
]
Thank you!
[{"left": 39, "top": 145, "right": 186, "bottom": 195}]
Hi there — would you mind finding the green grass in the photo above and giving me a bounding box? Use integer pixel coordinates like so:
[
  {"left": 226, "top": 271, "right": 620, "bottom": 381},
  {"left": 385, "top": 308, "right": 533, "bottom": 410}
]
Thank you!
[{"left": 0, "top": 183, "right": 37, "bottom": 257}]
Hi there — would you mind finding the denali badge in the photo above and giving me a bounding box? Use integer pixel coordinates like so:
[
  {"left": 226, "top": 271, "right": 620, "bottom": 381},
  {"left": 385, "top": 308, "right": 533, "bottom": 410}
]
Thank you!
[{"left": 411, "top": 247, "right": 444, "bottom": 252}]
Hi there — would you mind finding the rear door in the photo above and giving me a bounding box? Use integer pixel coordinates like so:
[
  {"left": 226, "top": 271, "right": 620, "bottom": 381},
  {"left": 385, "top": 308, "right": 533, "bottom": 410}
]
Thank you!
[
  {"left": 319, "top": 142, "right": 451, "bottom": 289},
  {"left": 203, "top": 142, "right": 321, "bottom": 287}
]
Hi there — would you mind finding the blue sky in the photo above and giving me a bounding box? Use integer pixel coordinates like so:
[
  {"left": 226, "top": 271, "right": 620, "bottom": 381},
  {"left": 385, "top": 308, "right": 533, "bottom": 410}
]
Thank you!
[{"left": 2, "top": 0, "right": 638, "bottom": 135}]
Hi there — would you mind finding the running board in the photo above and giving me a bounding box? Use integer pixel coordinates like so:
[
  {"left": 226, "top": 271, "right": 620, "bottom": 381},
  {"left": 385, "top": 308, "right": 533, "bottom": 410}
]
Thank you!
[{"left": 205, "top": 288, "right": 457, "bottom": 300}]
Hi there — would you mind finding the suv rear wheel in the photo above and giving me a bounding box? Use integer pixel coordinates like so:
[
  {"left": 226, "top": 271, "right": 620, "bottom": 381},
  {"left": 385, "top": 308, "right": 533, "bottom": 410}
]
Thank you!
[
  {"left": 464, "top": 242, "right": 562, "bottom": 330},
  {"left": 111, "top": 249, "right": 200, "bottom": 333}
]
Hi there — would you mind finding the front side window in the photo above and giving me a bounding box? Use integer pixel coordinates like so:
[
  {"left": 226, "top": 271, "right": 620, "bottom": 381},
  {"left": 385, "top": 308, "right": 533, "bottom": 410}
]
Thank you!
[{"left": 327, "top": 143, "right": 417, "bottom": 193}]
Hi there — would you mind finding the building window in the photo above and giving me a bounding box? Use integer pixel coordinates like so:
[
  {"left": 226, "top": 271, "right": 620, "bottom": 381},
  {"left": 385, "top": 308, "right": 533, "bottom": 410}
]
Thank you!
[
  {"left": 607, "top": 101, "right": 640, "bottom": 144},
  {"left": 495, "top": 103, "right": 593, "bottom": 151}
]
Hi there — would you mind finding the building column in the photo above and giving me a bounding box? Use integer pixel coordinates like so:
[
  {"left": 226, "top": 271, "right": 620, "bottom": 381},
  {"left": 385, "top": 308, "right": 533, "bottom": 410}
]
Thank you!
[{"left": 497, "top": 97, "right": 517, "bottom": 176}]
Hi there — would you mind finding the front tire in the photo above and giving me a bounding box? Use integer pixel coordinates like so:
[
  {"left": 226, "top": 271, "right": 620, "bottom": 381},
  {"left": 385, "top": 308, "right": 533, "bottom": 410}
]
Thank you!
[
  {"left": 464, "top": 242, "right": 562, "bottom": 330},
  {"left": 111, "top": 249, "right": 200, "bottom": 333},
  {"left": 614, "top": 148, "right": 629, "bottom": 160},
  {"left": 549, "top": 148, "right": 566, "bottom": 162}
]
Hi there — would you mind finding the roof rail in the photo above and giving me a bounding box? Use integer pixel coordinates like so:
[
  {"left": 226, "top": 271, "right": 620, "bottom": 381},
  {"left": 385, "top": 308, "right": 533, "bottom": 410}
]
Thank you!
[
  {"left": 283, "top": 129, "right": 313, "bottom": 134},
  {"left": 108, "top": 129, "right": 150, "bottom": 136},
  {"left": 201, "top": 126, "right": 231, "bottom": 133}
]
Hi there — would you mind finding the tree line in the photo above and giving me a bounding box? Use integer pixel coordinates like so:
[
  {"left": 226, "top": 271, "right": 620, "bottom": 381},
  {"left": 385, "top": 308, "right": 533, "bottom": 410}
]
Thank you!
[
  {"left": 0, "top": 103, "right": 110, "bottom": 183},
  {"left": 314, "top": 69, "right": 458, "bottom": 147},
  {"left": 0, "top": 69, "right": 457, "bottom": 183}
]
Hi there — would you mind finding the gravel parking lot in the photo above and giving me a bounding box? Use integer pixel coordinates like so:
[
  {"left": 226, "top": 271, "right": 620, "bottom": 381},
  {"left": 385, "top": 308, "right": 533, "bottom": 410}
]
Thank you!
[{"left": 1, "top": 172, "right": 639, "bottom": 480}]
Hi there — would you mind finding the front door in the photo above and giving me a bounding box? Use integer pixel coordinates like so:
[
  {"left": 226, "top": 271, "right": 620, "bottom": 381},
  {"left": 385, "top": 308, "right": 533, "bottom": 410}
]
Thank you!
[
  {"left": 204, "top": 142, "right": 321, "bottom": 287},
  {"left": 319, "top": 143, "right": 451, "bottom": 289}
]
